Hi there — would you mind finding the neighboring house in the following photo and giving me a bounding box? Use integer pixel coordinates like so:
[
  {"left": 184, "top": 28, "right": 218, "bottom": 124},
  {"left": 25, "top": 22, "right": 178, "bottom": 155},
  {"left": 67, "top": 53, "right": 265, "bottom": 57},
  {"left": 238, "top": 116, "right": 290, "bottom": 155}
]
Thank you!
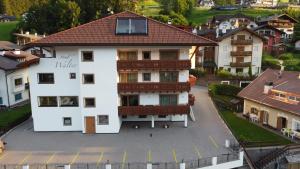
[
  {"left": 253, "top": 24, "right": 286, "bottom": 56},
  {"left": 252, "top": 0, "right": 278, "bottom": 7},
  {"left": 24, "top": 11, "right": 216, "bottom": 134},
  {"left": 0, "top": 50, "right": 39, "bottom": 107},
  {"left": 0, "top": 41, "right": 20, "bottom": 50},
  {"left": 295, "top": 39, "right": 300, "bottom": 50},
  {"left": 198, "top": 0, "right": 215, "bottom": 7},
  {"left": 197, "top": 27, "right": 264, "bottom": 75},
  {"left": 258, "top": 14, "right": 299, "bottom": 41},
  {"left": 14, "top": 32, "right": 44, "bottom": 46},
  {"left": 238, "top": 69, "right": 300, "bottom": 138},
  {"left": 208, "top": 13, "right": 258, "bottom": 31},
  {"left": 0, "top": 14, "right": 16, "bottom": 22}
]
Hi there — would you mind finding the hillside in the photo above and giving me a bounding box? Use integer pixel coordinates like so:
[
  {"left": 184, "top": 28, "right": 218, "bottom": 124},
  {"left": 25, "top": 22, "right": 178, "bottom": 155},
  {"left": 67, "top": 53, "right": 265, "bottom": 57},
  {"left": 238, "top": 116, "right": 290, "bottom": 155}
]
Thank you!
[{"left": 0, "top": 21, "right": 18, "bottom": 41}]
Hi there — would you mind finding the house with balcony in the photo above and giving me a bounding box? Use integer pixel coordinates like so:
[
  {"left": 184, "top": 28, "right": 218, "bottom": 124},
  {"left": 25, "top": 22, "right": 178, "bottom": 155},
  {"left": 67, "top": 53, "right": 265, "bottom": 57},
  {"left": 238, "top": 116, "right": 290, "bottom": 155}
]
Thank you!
[
  {"left": 197, "top": 27, "right": 264, "bottom": 75},
  {"left": 238, "top": 69, "right": 300, "bottom": 139},
  {"left": 0, "top": 50, "right": 39, "bottom": 107},
  {"left": 252, "top": 24, "right": 286, "bottom": 56},
  {"left": 24, "top": 11, "right": 216, "bottom": 134},
  {"left": 258, "top": 14, "right": 298, "bottom": 41}
]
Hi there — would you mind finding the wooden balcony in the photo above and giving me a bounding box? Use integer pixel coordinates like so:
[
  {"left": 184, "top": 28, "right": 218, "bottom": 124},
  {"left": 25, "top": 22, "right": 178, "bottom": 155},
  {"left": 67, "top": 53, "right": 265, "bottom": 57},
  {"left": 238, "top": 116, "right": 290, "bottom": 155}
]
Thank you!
[
  {"left": 117, "top": 60, "right": 191, "bottom": 70},
  {"left": 230, "top": 51, "right": 252, "bottom": 57},
  {"left": 118, "top": 105, "right": 190, "bottom": 116},
  {"left": 230, "top": 62, "right": 252, "bottom": 67},
  {"left": 231, "top": 40, "right": 253, "bottom": 45},
  {"left": 118, "top": 82, "right": 191, "bottom": 93}
]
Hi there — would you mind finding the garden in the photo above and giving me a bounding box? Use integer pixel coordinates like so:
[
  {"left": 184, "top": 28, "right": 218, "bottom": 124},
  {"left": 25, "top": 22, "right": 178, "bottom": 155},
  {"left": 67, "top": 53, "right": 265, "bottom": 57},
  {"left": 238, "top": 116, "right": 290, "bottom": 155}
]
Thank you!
[{"left": 208, "top": 83, "right": 292, "bottom": 147}]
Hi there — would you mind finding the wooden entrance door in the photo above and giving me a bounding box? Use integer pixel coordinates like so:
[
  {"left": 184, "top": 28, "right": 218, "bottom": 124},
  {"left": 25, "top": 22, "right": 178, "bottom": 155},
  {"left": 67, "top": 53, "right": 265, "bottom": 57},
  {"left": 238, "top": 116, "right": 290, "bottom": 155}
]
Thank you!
[
  {"left": 85, "top": 116, "right": 96, "bottom": 134},
  {"left": 277, "top": 117, "right": 283, "bottom": 130}
]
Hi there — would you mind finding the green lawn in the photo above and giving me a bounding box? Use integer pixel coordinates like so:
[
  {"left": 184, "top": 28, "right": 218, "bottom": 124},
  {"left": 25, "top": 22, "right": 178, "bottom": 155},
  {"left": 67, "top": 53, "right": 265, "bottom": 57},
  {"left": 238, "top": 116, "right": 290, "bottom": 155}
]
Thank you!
[
  {"left": 138, "top": 0, "right": 161, "bottom": 16},
  {"left": 220, "top": 110, "right": 291, "bottom": 146},
  {"left": 0, "top": 21, "right": 18, "bottom": 41},
  {"left": 187, "top": 7, "right": 282, "bottom": 24},
  {"left": 0, "top": 104, "right": 31, "bottom": 128}
]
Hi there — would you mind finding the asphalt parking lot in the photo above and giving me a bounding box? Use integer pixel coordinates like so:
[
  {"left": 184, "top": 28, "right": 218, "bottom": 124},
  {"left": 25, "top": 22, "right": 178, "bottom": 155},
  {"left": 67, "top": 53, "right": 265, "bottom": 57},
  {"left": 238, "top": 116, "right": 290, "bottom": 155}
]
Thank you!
[{"left": 0, "top": 86, "right": 236, "bottom": 165}]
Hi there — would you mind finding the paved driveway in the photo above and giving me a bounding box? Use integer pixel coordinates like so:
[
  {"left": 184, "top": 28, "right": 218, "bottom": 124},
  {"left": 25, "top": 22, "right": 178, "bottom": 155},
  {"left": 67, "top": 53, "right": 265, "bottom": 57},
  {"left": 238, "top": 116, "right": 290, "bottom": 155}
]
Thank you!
[{"left": 0, "top": 86, "right": 235, "bottom": 165}]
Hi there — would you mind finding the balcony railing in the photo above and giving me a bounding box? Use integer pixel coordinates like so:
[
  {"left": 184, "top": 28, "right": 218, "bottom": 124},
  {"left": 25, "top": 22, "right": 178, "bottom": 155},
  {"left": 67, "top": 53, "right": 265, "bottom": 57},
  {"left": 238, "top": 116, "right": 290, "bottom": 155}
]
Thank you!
[
  {"left": 118, "top": 105, "right": 190, "bottom": 116},
  {"left": 230, "top": 62, "right": 252, "bottom": 67},
  {"left": 117, "top": 60, "right": 191, "bottom": 70},
  {"left": 231, "top": 40, "right": 253, "bottom": 45},
  {"left": 230, "top": 51, "right": 252, "bottom": 57},
  {"left": 118, "top": 82, "right": 191, "bottom": 93}
]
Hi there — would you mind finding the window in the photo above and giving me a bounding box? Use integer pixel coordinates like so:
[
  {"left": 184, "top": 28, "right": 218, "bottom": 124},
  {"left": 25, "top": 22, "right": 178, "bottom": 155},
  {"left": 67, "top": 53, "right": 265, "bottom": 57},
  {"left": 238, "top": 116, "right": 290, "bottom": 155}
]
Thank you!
[
  {"left": 139, "top": 115, "right": 147, "bottom": 118},
  {"left": 60, "top": 96, "right": 79, "bottom": 107},
  {"left": 83, "top": 74, "right": 95, "bottom": 84},
  {"left": 15, "top": 93, "right": 22, "bottom": 101},
  {"left": 14, "top": 78, "right": 23, "bottom": 87},
  {"left": 160, "top": 71, "right": 178, "bottom": 82},
  {"left": 237, "top": 46, "right": 245, "bottom": 52},
  {"left": 84, "top": 98, "right": 95, "bottom": 107},
  {"left": 63, "top": 117, "right": 72, "bottom": 126},
  {"left": 279, "top": 93, "right": 286, "bottom": 98},
  {"left": 143, "top": 73, "right": 151, "bottom": 81},
  {"left": 250, "top": 107, "right": 258, "bottom": 115},
  {"left": 38, "top": 96, "right": 58, "bottom": 107},
  {"left": 82, "top": 51, "right": 94, "bottom": 62},
  {"left": 38, "top": 73, "right": 54, "bottom": 84},
  {"left": 121, "top": 95, "right": 139, "bottom": 106},
  {"left": 0, "top": 97, "right": 2, "bottom": 105},
  {"left": 119, "top": 72, "right": 138, "bottom": 83},
  {"left": 231, "top": 36, "right": 234, "bottom": 40},
  {"left": 275, "top": 92, "right": 280, "bottom": 97},
  {"left": 293, "top": 120, "right": 300, "bottom": 132},
  {"left": 70, "top": 73, "right": 76, "bottom": 79},
  {"left": 116, "top": 18, "right": 147, "bottom": 35},
  {"left": 143, "top": 51, "right": 151, "bottom": 60},
  {"left": 160, "top": 50, "right": 178, "bottom": 60},
  {"left": 236, "top": 68, "right": 243, "bottom": 73},
  {"left": 237, "top": 35, "right": 245, "bottom": 40},
  {"left": 97, "top": 115, "right": 109, "bottom": 125},
  {"left": 119, "top": 51, "right": 138, "bottom": 60},
  {"left": 160, "top": 95, "right": 177, "bottom": 105},
  {"left": 289, "top": 96, "right": 296, "bottom": 101},
  {"left": 158, "top": 115, "right": 167, "bottom": 118}
]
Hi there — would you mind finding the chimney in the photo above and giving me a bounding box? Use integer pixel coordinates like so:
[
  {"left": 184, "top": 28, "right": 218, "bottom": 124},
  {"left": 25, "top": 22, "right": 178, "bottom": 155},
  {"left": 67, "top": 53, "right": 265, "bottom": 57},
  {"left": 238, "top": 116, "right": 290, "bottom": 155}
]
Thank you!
[
  {"left": 14, "top": 50, "right": 21, "bottom": 55},
  {"left": 20, "top": 30, "right": 23, "bottom": 34},
  {"left": 263, "top": 81, "right": 273, "bottom": 94},
  {"left": 35, "top": 33, "right": 37, "bottom": 36},
  {"left": 167, "top": 19, "right": 172, "bottom": 25},
  {"left": 26, "top": 31, "right": 29, "bottom": 35}
]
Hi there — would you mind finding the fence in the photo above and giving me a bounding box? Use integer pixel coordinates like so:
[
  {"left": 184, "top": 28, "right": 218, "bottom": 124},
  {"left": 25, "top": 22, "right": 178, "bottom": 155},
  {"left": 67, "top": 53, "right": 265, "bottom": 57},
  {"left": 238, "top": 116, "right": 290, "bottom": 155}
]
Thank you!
[{"left": 0, "top": 151, "right": 243, "bottom": 169}]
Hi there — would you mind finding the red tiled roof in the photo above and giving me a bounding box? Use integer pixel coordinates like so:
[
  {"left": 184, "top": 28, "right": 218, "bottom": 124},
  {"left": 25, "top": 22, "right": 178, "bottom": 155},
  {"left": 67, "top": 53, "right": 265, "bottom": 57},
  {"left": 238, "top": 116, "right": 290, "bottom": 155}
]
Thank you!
[
  {"left": 0, "top": 50, "right": 39, "bottom": 70},
  {"left": 28, "top": 11, "right": 217, "bottom": 47},
  {"left": 238, "top": 69, "right": 300, "bottom": 116}
]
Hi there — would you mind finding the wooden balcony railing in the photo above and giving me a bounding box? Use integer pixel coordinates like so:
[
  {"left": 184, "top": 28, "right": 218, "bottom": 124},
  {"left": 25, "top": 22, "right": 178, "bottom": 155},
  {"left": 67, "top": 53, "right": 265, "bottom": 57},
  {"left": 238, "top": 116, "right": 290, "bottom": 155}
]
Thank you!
[
  {"left": 118, "top": 82, "right": 191, "bottom": 93},
  {"left": 117, "top": 60, "right": 191, "bottom": 70},
  {"left": 230, "top": 51, "right": 252, "bottom": 56},
  {"left": 118, "top": 105, "right": 190, "bottom": 116},
  {"left": 230, "top": 62, "right": 252, "bottom": 67},
  {"left": 231, "top": 40, "right": 253, "bottom": 45}
]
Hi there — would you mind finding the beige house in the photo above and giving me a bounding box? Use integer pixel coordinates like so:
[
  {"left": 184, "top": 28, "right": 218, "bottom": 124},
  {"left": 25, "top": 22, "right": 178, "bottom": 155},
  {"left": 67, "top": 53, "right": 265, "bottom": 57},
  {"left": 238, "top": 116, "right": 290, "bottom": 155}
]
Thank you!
[
  {"left": 14, "top": 32, "right": 44, "bottom": 46},
  {"left": 238, "top": 69, "right": 300, "bottom": 138}
]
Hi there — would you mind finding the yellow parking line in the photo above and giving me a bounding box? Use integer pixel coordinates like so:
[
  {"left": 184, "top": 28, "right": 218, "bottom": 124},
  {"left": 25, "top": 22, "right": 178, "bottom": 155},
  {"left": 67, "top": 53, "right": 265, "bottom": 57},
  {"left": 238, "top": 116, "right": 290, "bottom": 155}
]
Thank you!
[
  {"left": 147, "top": 150, "right": 152, "bottom": 162},
  {"left": 194, "top": 146, "right": 202, "bottom": 159},
  {"left": 18, "top": 152, "right": 32, "bottom": 165},
  {"left": 46, "top": 152, "right": 56, "bottom": 164},
  {"left": 121, "top": 151, "right": 127, "bottom": 169},
  {"left": 209, "top": 136, "right": 219, "bottom": 149},
  {"left": 70, "top": 152, "right": 80, "bottom": 165},
  {"left": 96, "top": 152, "right": 104, "bottom": 166},
  {"left": 172, "top": 149, "right": 178, "bottom": 163},
  {"left": 0, "top": 153, "right": 8, "bottom": 161}
]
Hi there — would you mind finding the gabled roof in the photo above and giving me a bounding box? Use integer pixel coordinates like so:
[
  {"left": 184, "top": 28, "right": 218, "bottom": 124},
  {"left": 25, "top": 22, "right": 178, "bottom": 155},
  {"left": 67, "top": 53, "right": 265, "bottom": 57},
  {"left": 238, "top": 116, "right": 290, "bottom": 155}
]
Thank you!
[
  {"left": 216, "top": 27, "right": 266, "bottom": 41},
  {"left": 238, "top": 69, "right": 300, "bottom": 116},
  {"left": 27, "top": 11, "right": 217, "bottom": 47},
  {"left": 0, "top": 41, "right": 20, "bottom": 50},
  {"left": 259, "top": 14, "right": 299, "bottom": 23},
  {"left": 0, "top": 50, "right": 39, "bottom": 70},
  {"left": 252, "top": 24, "right": 286, "bottom": 34}
]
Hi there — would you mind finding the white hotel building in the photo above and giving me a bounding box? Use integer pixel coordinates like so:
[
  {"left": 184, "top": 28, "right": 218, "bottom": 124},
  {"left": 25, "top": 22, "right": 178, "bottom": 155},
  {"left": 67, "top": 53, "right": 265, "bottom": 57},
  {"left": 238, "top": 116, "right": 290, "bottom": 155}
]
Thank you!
[{"left": 25, "top": 11, "right": 216, "bottom": 134}]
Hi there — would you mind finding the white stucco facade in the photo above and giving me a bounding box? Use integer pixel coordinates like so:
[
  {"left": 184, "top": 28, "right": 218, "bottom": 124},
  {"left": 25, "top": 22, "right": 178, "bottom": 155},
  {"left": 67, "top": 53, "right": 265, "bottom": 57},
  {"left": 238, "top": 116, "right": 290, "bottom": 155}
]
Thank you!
[
  {"left": 27, "top": 46, "right": 192, "bottom": 133},
  {"left": 0, "top": 68, "right": 30, "bottom": 107}
]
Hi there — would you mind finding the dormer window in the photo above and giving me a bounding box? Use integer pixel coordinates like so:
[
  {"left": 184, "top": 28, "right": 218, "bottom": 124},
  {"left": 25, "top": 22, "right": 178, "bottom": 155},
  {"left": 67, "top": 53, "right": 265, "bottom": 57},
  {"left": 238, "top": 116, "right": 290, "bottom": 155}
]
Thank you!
[{"left": 116, "top": 18, "right": 148, "bottom": 35}]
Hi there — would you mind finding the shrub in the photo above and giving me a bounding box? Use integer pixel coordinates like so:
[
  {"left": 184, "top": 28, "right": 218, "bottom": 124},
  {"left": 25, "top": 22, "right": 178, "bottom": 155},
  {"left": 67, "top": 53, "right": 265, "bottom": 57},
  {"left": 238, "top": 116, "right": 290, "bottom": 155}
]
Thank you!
[
  {"left": 189, "top": 68, "right": 206, "bottom": 77},
  {"left": 262, "top": 60, "right": 281, "bottom": 70},
  {"left": 209, "top": 83, "right": 242, "bottom": 97},
  {"left": 217, "top": 69, "right": 232, "bottom": 78},
  {"left": 279, "top": 53, "right": 294, "bottom": 60}
]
